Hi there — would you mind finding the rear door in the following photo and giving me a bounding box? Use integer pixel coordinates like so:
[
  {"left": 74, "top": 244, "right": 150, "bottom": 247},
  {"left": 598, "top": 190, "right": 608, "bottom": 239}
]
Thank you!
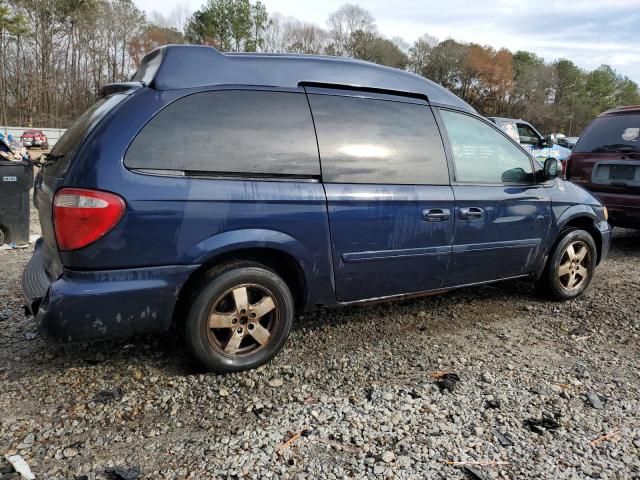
[
  {"left": 307, "top": 88, "right": 454, "bottom": 302},
  {"left": 437, "top": 109, "right": 551, "bottom": 287}
]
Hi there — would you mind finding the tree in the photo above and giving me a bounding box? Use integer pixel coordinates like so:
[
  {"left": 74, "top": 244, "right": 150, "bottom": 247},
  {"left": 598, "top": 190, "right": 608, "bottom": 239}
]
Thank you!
[
  {"left": 409, "top": 33, "right": 438, "bottom": 76},
  {"left": 465, "top": 45, "right": 513, "bottom": 114},
  {"left": 326, "top": 3, "right": 375, "bottom": 57},
  {"left": 424, "top": 39, "right": 470, "bottom": 96},
  {"left": 129, "top": 25, "right": 185, "bottom": 67},
  {"left": 282, "top": 19, "right": 327, "bottom": 54},
  {"left": 348, "top": 30, "right": 408, "bottom": 69},
  {"left": 185, "top": 0, "right": 268, "bottom": 52},
  {"left": 0, "top": 2, "right": 26, "bottom": 130},
  {"left": 616, "top": 76, "right": 640, "bottom": 106}
]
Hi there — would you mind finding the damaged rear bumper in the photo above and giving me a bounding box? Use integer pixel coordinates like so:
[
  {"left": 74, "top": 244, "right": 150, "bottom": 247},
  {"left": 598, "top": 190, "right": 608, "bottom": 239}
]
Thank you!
[{"left": 22, "top": 241, "right": 198, "bottom": 343}]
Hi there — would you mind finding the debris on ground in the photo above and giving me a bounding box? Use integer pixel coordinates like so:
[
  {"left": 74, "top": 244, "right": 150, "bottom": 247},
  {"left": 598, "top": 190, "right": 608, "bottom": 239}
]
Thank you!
[
  {"left": 276, "top": 430, "right": 306, "bottom": 455},
  {"left": 92, "top": 387, "right": 124, "bottom": 404},
  {"left": 105, "top": 466, "right": 140, "bottom": 480},
  {"left": 590, "top": 430, "right": 622, "bottom": 446},
  {"left": 365, "top": 386, "right": 375, "bottom": 401},
  {"left": 493, "top": 430, "right": 514, "bottom": 447},
  {"left": 3, "top": 454, "right": 35, "bottom": 480},
  {"left": 444, "top": 460, "right": 509, "bottom": 467},
  {"left": 463, "top": 464, "right": 490, "bottom": 480},
  {"left": 434, "top": 373, "right": 461, "bottom": 393},
  {"left": 568, "top": 325, "right": 589, "bottom": 336},
  {"left": 524, "top": 416, "right": 561, "bottom": 434},
  {"left": 586, "top": 391, "right": 606, "bottom": 410}
]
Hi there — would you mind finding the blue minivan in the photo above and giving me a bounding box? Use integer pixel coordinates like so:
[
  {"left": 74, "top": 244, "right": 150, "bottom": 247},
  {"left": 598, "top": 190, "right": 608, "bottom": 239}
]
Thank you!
[{"left": 22, "top": 46, "right": 611, "bottom": 372}]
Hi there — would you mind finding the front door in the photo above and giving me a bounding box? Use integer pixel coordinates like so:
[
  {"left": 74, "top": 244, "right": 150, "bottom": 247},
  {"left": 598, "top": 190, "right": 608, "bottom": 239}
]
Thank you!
[
  {"left": 437, "top": 109, "right": 551, "bottom": 287},
  {"left": 306, "top": 89, "right": 454, "bottom": 302}
]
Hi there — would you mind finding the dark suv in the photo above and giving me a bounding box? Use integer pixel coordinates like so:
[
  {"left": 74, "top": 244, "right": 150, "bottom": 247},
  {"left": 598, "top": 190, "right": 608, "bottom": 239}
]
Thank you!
[
  {"left": 566, "top": 105, "right": 640, "bottom": 228},
  {"left": 22, "top": 45, "right": 611, "bottom": 372}
]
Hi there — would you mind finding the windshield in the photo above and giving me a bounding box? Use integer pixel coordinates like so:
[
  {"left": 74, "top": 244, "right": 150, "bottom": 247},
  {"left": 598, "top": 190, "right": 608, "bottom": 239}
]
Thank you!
[
  {"left": 574, "top": 114, "right": 640, "bottom": 154},
  {"left": 43, "top": 94, "right": 127, "bottom": 177}
]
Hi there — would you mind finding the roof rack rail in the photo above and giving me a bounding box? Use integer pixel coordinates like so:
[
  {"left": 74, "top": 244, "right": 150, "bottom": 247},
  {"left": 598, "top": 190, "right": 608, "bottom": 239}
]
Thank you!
[{"left": 131, "top": 45, "right": 474, "bottom": 112}]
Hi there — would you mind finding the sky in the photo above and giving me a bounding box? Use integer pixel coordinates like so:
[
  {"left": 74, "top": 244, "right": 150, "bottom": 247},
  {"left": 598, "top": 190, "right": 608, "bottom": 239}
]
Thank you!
[{"left": 133, "top": 0, "right": 640, "bottom": 83}]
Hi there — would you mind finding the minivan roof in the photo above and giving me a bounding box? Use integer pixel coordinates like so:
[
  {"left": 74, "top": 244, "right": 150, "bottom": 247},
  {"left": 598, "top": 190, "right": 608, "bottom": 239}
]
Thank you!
[
  {"left": 599, "top": 105, "right": 640, "bottom": 117},
  {"left": 132, "top": 44, "right": 475, "bottom": 112}
]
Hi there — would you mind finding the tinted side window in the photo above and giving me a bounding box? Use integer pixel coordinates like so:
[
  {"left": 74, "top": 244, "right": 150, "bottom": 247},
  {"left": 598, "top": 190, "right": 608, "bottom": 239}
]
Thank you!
[
  {"left": 125, "top": 90, "right": 320, "bottom": 176},
  {"left": 574, "top": 114, "right": 640, "bottom": 153},
  {"left": 308, "top": 94, "right": 449, "bottom": 185},
  {"left": 440, "top": 110, "right": 533, "bottom": 184}
]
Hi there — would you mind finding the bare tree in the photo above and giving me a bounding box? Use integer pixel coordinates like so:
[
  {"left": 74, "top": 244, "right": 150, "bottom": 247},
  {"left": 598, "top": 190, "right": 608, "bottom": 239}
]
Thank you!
[
  {"left": 261, "top": 12, "right": 284, "bottom": 52},
  {"left": 282, "top": 19, "right": 327, "bottom": 54},
  {"left": 409, "top": 33, "right": 438, "bottom": 75},
  {"left": 326, "top": 3, "right": 375, "bottom": 56},
  {"left": 169, "top": 2, "right": 192, "bottom": 33}
]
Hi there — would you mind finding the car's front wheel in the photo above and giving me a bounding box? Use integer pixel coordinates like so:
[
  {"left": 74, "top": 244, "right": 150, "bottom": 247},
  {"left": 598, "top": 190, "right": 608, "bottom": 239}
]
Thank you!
[
  {"left": 184, "top": 261, "right": 294, "bottom": 372},
  {"left": 536, "top": 229, "right": 597, "bottom": 300}
]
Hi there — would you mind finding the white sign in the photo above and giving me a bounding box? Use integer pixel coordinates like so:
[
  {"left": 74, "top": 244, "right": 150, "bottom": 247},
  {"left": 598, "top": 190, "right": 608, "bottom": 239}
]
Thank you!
[{"left": 622, "top": 127, "right": 639, "bottom": 142}]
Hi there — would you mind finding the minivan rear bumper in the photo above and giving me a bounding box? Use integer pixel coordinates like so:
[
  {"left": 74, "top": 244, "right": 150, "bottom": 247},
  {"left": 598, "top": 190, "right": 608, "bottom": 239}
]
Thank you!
[
  {"left": 594, "top": 192, "right": 640, "bottom": 229},
  {"left": 22, "top": 240, "right": 197, "bottom": 343}
]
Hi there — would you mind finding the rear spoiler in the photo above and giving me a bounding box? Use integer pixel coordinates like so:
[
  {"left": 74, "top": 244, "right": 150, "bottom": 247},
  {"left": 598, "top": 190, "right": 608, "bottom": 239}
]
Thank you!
[{"left": 100, "top": 81, "right": 144, "bottom": 97}]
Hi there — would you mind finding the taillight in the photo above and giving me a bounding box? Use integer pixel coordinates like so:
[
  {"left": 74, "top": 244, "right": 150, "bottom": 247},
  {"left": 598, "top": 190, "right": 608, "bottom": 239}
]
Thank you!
[
  {"left": 53, "top": 188, "right": 125, "bottom": 251},
  {"left": 561, "top": 154, "right": 569, "bottom": 179}
]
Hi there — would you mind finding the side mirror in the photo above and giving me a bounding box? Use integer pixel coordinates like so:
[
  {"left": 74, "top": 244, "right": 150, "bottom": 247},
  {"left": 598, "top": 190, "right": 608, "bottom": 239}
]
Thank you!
[
  {"left": 541, "top": 134, "right": 554, "bottom": 148},
  {"left": 543, "top": 157, "right": 563, "bottom": 180}
]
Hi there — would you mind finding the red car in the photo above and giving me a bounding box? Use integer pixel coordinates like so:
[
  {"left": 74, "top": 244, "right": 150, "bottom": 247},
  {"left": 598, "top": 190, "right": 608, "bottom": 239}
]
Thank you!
[
  {"left": 20, "top": 129, "right": 49, "bottom": 149},
  {"left": 566, "top": 105, "right": 640, "bottom": 228}
]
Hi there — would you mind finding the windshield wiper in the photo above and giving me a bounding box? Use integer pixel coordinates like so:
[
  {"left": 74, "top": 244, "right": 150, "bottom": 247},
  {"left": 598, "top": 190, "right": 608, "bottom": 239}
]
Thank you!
[{"left": 39, "top": 152, "right": 64, "bottom": 167}]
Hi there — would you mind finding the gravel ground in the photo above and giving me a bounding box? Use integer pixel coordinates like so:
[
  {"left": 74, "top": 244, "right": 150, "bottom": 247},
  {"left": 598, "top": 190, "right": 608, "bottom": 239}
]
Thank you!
[{"left": 0, "top": 211, "right": 638, "bottom": 479}]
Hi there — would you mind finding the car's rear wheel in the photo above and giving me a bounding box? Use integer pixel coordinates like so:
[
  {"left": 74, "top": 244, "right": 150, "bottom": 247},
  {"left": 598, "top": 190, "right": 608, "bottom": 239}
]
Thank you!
[
  {"left": 536, "top": 229, "right": 597, "bottom": 300},
  {"left": 184, "top": 261, "right": 294, "bottom": 372}
]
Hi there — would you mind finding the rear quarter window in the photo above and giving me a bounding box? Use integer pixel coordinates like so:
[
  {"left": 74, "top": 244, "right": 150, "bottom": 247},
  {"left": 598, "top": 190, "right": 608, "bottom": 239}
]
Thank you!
[
  {"left": 124, "top": 90, "right": 320, "bottom": 176},
  {"left": 574, "top": 114, "right": 640, "bottom": 153}
]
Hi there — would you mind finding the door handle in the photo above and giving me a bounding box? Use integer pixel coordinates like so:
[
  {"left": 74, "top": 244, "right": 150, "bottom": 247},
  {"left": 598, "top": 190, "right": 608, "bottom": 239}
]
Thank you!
[
  {"left": 459, "top": 207, "right": 485, "bottom": 220},
  {"left": 422, "top": 208, "right": 450, "bottom": 222}
]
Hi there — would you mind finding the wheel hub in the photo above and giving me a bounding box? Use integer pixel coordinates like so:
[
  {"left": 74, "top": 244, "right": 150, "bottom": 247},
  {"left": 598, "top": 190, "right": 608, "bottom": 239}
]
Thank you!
[
  {"left": 557, "top": 240, "right": 591, "bottom": 291},
  {"left": 207, "top": 284, "right": 279, "bottom": 357}
]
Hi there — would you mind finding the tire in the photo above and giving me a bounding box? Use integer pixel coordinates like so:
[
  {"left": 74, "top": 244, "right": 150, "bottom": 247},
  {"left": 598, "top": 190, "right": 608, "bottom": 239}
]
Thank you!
[
  {"left": 0, "top": 228, "right": 5, "bottom": 246},
  {"left": 536, "top": 229, "right": 597, "bottom": 300},
  {"left": 184, "top": 261, "right": 294, "bottom": 373}
]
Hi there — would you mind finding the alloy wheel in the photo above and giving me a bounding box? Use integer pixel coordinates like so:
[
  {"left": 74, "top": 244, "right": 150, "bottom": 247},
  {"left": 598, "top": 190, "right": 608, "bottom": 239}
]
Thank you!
[
  {"left": 207, "top": 284, "right": 279, "bottom": 357},
  {"left": 557, "top": 240, "right": 591, "bottom": 291}
]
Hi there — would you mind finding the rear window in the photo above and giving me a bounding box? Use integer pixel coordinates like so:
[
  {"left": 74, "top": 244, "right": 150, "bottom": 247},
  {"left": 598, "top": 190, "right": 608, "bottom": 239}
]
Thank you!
[
  {"left": 125, "top": 90, "right": 320, "bottom": 177},
  {"left": 308, "top": 94, "right": 449, "bottom": 185},
  {"left": 44, "top": 94, "right": 127, "bottom": 177},
  {"left": 574, "top": 114, "right": 640, "bottom": 153}
]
